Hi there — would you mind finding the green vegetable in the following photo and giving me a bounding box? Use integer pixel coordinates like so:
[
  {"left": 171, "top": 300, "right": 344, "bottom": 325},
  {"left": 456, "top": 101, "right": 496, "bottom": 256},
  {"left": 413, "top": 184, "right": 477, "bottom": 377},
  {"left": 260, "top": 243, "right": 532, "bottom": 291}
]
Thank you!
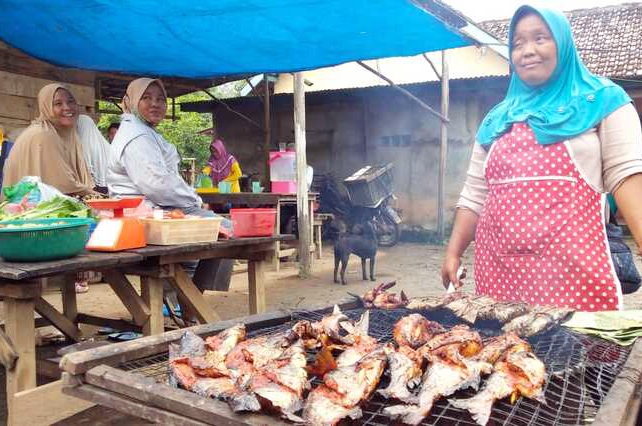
[{"left": 0, "top": 196, "right": 94, "bottom": 221}]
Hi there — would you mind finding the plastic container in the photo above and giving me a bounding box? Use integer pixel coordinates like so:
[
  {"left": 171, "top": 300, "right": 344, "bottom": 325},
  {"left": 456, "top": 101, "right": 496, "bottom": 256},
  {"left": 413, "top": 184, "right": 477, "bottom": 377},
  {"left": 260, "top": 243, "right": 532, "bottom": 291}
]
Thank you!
[
  {"left": 269, "top": 151, "right": 296, "bottom": 182},
  {"left": 141, "top": 217, "right": 223, "bottom": 245},
  {"left": 271, "top": 180, "right": 297, "bottom": 194},
  {"left": 230, "top": 208, "right": 277, "bottom": 237},
  {"left": 344, "top": 163, "right": 395, "bottom": 207},
  {"left": 0, "top": 218, "right": 95, "bottom": 262}
]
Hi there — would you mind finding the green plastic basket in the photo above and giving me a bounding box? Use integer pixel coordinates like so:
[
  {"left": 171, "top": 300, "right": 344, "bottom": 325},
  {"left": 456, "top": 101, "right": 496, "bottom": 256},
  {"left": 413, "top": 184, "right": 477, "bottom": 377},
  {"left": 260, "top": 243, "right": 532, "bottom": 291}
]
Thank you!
[{"left": 0, "top": 218, "right": 95, "bottom": 262}]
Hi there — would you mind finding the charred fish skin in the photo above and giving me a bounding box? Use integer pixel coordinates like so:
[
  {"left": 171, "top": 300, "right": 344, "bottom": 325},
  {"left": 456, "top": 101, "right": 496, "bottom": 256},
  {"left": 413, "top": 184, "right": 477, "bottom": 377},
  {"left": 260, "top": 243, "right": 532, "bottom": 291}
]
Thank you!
[
  {"left": 450, "top": 348, "right": 546, "bottom": 426},
  {"left": 393, "top": 313, "right": 445, "bottom": 349},
  {"left": 378, "top": 345, "right": 423, "bottom": 401},
  {"left": 383, "top": 358, "right": 486, "bottom": 425},
  {"left": 303, "top": 385, "right": 363, "bottom": 426}
]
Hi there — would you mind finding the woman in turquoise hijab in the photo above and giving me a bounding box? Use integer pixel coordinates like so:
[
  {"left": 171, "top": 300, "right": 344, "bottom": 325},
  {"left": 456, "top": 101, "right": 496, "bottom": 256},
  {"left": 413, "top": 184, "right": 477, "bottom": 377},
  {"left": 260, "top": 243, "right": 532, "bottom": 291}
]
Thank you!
[{"left": 441, "top": 5, "right": 642, "bottom": 311}]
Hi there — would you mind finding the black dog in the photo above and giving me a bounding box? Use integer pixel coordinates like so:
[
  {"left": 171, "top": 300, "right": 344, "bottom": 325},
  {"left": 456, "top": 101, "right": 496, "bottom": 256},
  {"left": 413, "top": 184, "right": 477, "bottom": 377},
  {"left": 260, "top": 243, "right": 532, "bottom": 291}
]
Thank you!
[{"left": 333, "top": 221, "right": 378, "bottom": 285}]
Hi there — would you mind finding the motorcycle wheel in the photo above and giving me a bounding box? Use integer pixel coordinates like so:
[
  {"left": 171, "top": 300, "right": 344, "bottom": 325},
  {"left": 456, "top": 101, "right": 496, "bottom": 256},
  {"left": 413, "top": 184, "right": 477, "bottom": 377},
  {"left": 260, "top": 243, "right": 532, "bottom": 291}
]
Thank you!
[{"left": 377, "top": 214, "right": 400, "bottom": 247}]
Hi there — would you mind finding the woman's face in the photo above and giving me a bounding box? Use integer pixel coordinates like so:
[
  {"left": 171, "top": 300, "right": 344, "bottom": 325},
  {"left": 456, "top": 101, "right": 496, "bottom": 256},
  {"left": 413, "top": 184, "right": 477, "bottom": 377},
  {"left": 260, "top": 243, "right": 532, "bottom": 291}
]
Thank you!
[
  {"left": 210, "top": 143, "right": 220, "bottom": 159},
  {"left": 511, "top": 13, "right": 558, "bottom": 87},
  {"left": 138, "top": 83, "right": 167, "bottom": 126},
  {"left": 51, "top": 89, "right": 78, "bottom": 129}
]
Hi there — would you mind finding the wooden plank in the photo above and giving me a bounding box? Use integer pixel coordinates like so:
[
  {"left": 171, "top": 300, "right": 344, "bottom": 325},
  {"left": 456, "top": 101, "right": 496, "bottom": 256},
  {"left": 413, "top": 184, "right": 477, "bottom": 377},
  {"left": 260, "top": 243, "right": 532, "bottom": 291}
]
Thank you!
[
  {"left": 76, "top": 313, "right": 142, "bottom": 333},
  {"left": 0, "top": 70, "right": 95, "bottom": 106},
  {"left": 168, "top": 266, "right": 219, "bottom": 324},
  {"left": 198, "top": 192, "right": 318, "bottom": 205},
  {"left": 0, "top": 93, "right": 36, "bottom": 121},
  {"left": 0, "top": 327, "right": 18, "bottom": 370},
  {"left": 34, "top": 296, "right": 83, "bottom": 342},
  {"left": 0, "top": 41, "right": 95, "bottom": 87},
  {"left": 0, "top": 281, "right": 42, "bottom": 299},
  {"left": 121, "top": 263, "right": 175, "bottom": 278},
  {"left": 12, "top": 379, "right": 95, "bottom": 426},
  {"left": 594, "top": 338, "right": 642, "bottom": 426},
  {"left": 131, "top": 236, "right": 292, "bottom": 259},
  {"left": 60, "top": 309, "right": 293, "bottom": 375},
  {"left": 83, "top": 365, "right": 282, "bottom": 426},
  {"left": 4, "top": 297, "right": 36, "bottom": 426},
  {"left": 0, "top": 251, "right": 143, "bottom": 280},
  {"left": 103, "top": 271, "right": 150, "bottom": 326},
  {"left": 248, "top": 260, "right": 266, "bottom": 315},
  {"left": 293, "top": 73, "right": 311, "bottom": 277},
  {"left": 159, "top": 245, "right": 273, "bottom": 265},
  {"left": 140, "top": 276, "right": 164, "bottom": 335},
  {"left": 64, "top": 383, "right": 209, "bottom": 426}
]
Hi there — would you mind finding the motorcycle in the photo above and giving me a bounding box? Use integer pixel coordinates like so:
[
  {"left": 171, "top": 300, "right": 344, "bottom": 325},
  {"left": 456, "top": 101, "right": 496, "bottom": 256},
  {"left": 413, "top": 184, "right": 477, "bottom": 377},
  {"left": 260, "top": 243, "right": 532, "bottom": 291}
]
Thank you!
[{"left": 319, "top": 164, "right": 402, "bottom": 247}]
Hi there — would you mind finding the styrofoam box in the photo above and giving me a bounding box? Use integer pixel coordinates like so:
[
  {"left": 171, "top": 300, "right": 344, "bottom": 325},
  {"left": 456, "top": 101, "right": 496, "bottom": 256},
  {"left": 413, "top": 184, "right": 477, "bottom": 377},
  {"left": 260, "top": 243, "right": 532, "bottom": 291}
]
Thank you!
[{"left": 141, "top": 217, "right": 222, "bottom": 245}]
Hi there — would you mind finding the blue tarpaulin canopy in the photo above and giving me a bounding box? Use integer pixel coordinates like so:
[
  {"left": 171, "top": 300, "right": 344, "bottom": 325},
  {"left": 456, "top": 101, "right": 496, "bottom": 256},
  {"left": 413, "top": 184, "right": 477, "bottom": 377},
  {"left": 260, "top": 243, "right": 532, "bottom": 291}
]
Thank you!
[{"left": 0, "top": 0, "right": 473, "bottom": 78}]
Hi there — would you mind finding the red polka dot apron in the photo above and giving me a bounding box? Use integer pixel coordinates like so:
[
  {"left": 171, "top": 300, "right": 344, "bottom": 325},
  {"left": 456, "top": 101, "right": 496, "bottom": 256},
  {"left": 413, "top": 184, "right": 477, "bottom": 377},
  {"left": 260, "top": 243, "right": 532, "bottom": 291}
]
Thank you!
[{"left": 474, "top": 122, "right": 622, "bottom": 311}]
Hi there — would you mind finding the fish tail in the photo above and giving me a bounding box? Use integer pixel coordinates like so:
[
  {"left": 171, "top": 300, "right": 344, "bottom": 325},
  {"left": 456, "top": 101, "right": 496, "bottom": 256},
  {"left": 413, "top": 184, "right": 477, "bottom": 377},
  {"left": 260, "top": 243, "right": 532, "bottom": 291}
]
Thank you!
[
  {"left": 383, "top": 402, "right": 433, "bottom": 425},
  {"left": 227, "top": 392, "right": 261, "bottom": 413},
  {"left": 449, "top": 393, "right": 495, "bottom": 426}
]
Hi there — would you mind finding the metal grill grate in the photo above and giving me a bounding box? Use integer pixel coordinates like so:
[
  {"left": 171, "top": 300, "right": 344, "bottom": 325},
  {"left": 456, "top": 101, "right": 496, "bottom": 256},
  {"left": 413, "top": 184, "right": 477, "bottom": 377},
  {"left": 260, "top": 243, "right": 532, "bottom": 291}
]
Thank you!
[{"left": 119, "top": 307, "right": 635, "bottom": 425}]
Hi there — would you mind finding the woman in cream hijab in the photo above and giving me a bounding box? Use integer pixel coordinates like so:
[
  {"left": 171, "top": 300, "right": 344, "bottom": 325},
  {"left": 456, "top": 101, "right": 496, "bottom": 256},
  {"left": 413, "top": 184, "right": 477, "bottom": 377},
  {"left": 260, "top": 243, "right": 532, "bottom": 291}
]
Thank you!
[
  {"left": 108, "top": 78, "right": 232, "bottom": 295},
  {"left": 3, "top": 83, "right": 95, "bottom": 196},
  {"left": 107, "top": 77, "right": 202, "bottom": 210}
]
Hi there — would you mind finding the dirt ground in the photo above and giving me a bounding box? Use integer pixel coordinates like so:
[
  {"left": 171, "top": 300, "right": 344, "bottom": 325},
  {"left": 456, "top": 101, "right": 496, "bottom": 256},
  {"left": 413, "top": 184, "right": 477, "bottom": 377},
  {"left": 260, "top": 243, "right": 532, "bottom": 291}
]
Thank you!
[{"left": 4, "top": 240, "right": 642, "bottom": 424}]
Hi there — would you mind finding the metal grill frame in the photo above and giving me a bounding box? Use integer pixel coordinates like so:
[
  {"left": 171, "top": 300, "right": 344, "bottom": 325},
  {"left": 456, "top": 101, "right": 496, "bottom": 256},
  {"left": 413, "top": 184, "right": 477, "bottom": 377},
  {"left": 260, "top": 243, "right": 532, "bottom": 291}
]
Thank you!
[{"left": 59, "top": 301, "right": 642, "bottom": 426}]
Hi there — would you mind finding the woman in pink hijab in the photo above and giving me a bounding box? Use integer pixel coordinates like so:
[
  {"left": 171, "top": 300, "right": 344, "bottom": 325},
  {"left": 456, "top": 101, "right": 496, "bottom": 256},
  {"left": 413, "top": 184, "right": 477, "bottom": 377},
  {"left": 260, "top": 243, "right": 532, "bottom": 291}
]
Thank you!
[{"left": 208, "top": 138, "right": 241, "bottom": 192}]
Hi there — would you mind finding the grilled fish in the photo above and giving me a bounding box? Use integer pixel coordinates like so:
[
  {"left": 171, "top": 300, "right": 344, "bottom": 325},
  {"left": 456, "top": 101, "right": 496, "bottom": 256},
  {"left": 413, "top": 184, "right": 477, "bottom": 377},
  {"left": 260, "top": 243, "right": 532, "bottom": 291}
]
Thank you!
[
  {"left": 189, "top": 325, "right": 246, "bottom": 378},
  {"left": 393, "top": 314, "right": 445, "bottom": 349},
  {"left": 420, "top": 324, "right": 482, "bottom": 356},
  {"left": 384, "top": 345, "right": 487, "bottom": 425},
  {"left": 473, "top": 333, "right": 526, "bottom": 365},
  {"left": 450, "top": 346, "right": 546, "bottom": 425},
  {"left": 378, "top": 344, "right": 423, "bottom": 401},
  {"left": 303, "top": 385, "right": 363, "bottom": 426},
  {"left": 362, "top": 281, "right": 409, "bottom": 309},
  {"left": 168, "top": 331, "right": 207, "bottom": 390},
  {"left": 502, "top": 305, "right": 574, "bottom": 337},
  {"left": 491, "top": 302, "right": 530, "bottom": 323},
  {"left": 191, "top": 377, "right": 239, "bottom": 399},
  {"left": 323, "top": 344, "right": 388, "bottom": 407}
]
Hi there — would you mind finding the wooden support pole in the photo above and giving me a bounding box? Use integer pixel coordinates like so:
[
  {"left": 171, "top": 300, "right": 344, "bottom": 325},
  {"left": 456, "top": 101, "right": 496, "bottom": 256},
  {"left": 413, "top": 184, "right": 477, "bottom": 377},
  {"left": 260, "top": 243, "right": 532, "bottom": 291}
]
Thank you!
[
  {"left": 356, "top": 61, "right": 449, "bottom": 123},
  {"left": 248, "top": 260, "right": 266, "bottom": 314},
  {"left": 293, "top": 73, "right": 311, "bottom": 277},
  {"left": 140, "top": 276, "right": 165, "bottom": 336},
  {"left": 264, "top": 74, "right": 272, "bottom": 185},
  {"left": 437, "top": 50, "right": 450, "bottom": 240},
  {"left": 5, "top": 297, "right": 36, "bottom": 426}
]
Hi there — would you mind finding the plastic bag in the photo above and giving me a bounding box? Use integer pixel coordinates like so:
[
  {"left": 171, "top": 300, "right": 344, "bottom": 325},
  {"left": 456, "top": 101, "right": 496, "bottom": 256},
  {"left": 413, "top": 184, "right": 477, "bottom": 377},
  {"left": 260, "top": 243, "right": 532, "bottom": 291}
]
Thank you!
[{"left": 2, "top": 176, "right": 68, "bottom": 204}]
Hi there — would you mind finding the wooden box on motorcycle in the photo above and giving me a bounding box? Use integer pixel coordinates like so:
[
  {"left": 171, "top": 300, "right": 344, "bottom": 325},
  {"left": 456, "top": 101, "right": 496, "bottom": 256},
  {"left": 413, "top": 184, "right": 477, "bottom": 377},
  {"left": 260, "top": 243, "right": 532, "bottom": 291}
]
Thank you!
[{"left": 344, "top": 164, "right": 394, "bottom": 208}]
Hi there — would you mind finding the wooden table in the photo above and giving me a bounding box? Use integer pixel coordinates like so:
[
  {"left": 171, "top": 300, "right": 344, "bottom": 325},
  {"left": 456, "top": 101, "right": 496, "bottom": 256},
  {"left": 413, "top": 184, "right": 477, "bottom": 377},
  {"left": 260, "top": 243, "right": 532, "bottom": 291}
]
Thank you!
[
  {"left": 0, "top": 235, "right": 292, "bottom": 426},
  {"left": 199, "top": 192, "right": 318, "bottom": 271}
]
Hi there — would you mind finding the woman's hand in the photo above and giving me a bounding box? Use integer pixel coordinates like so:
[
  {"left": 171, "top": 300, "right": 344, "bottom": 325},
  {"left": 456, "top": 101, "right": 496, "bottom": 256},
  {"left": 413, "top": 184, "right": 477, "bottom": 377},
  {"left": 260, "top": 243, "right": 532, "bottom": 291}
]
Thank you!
[{"left": 441, "top": 254, "right": 462, "bottom": 290}]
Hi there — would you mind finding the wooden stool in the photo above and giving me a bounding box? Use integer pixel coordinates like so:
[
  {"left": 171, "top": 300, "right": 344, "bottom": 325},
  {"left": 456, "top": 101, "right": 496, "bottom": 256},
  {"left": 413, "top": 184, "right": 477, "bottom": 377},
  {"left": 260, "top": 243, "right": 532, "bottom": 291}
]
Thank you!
[{"left": 313, "top": 213, "right": 333, "bottom": 260}]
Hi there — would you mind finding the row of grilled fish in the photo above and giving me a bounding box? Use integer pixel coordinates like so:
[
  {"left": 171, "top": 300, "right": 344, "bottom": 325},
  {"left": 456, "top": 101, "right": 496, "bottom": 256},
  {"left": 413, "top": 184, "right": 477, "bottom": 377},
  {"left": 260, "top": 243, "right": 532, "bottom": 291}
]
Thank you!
[
  {"left": 404, "top": 291, "right": 573, "bottom": 336},
  {"left": 382, "top": 314, "right": 546, "bottom": 425},
  {"left": 168, "top": 307, "right": 547, "bottom": 426}
]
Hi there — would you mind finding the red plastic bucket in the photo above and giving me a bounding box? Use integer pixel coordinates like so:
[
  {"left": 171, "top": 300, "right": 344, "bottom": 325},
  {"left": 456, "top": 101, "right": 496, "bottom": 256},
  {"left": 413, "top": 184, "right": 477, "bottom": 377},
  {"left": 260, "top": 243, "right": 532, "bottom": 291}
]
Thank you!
[{"left": 230, "top": 208, "right": 277, "bottom": 237}]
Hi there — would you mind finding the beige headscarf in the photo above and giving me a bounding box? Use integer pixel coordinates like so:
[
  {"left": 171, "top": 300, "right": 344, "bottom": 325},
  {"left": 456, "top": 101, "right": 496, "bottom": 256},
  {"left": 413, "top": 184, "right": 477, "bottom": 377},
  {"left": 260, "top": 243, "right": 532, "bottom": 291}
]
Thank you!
[
  {"left": 122, "top": 78, "right": 167, "bottom": 116},
  {"left": 2, "top": 83, "right": 95, "bottom": 196}
]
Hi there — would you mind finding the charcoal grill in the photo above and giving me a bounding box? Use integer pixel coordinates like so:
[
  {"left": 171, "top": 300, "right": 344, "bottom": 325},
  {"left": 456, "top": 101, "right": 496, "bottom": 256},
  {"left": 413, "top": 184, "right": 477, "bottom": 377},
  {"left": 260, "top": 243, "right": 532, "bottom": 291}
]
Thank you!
[{"left": 60, "top": 300, "right": 642, "bottom": 426}]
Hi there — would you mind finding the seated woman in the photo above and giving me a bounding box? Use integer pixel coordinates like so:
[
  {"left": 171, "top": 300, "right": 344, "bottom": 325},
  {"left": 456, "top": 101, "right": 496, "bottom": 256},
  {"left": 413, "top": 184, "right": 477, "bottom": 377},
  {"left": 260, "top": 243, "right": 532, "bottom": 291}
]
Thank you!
[
  {"left": 2, "top": 83, "right": 95, "bottom": 197},
  {"left": 204, "top": 138, "right": 242, "bottom": 192},
  {"left": 107, "top": 77, "right": 232, "bottom": 298},
  {"left": 77, "top": 115, "right": 110, "bottom": 194}
]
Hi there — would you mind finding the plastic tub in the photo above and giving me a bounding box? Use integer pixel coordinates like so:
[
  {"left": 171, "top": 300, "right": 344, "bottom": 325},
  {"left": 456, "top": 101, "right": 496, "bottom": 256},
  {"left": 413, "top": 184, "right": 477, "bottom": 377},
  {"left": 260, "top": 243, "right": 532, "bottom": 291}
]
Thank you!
[
  {"left": 230, "top": 208, "right": 277, "bottom": 237},
  {"left": 271, "top": 180, "right": 297, "bottom": 194},
  {"left": 141, "top": 217, "right": 222, "bottom": 245},
  {"left": 269, "top": 151, "right": 296, "bottom": 182}
]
